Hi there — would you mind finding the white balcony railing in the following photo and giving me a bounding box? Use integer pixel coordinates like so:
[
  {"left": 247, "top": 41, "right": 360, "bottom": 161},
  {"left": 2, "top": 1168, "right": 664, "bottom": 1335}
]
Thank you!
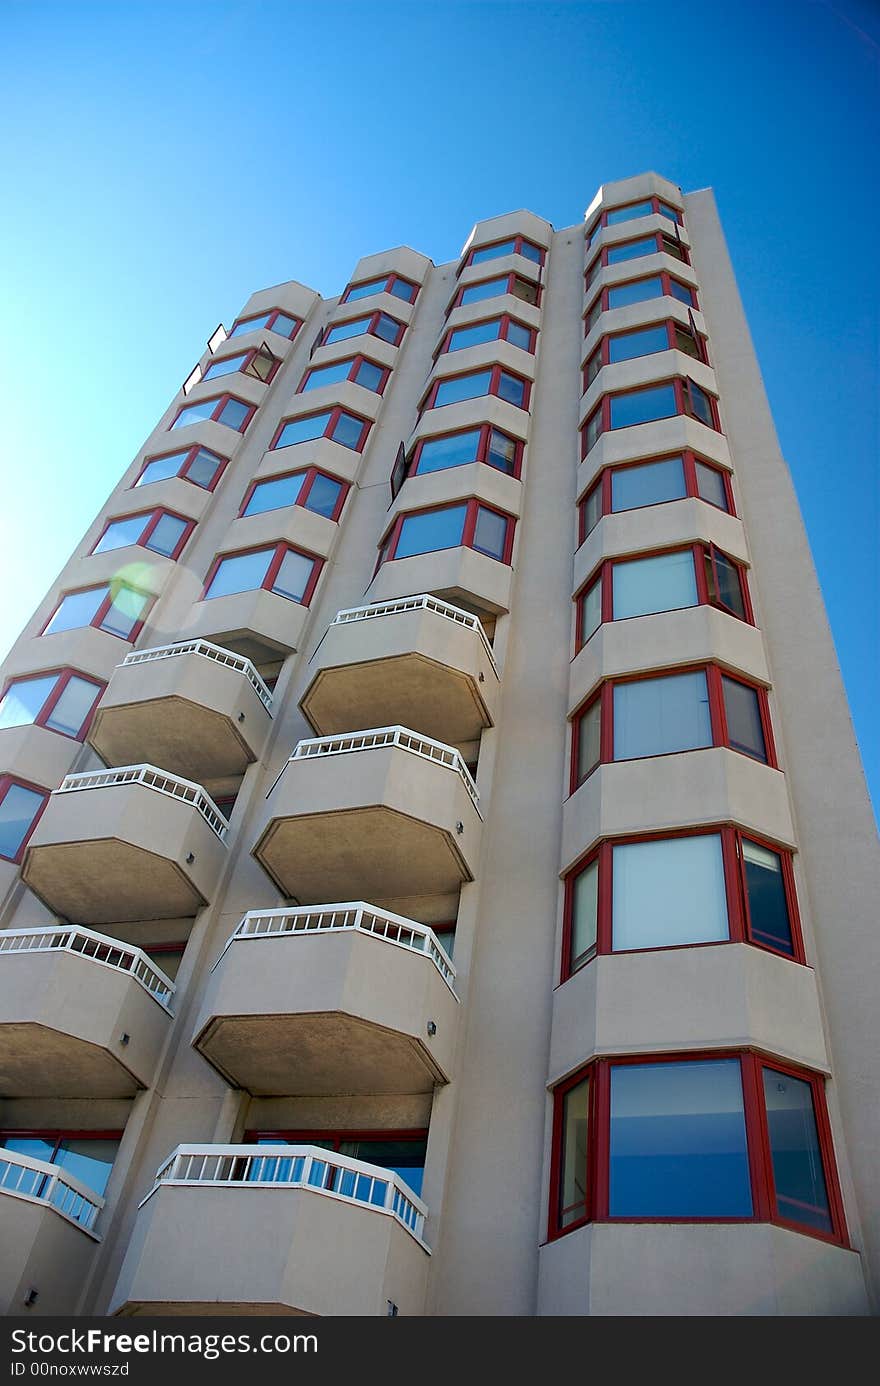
[
  {"left": 330, "top": 593, "right": 498, "bottom": 675},
  {"left": 0, "top": 1150, "right": 104, "bottom": 1235},
  {"left": 142, "top": 1144, "right": 429, "bottom": 1247},
  {"left": 120, "top": 639, "right": 273, "bottom": 713},
  {"left": 289, "top": 726, "right": 480, "bottom": 811},
  {"left": 56, "top": 765, "right": 229, "bottom": 841},
  {"left": 0, "top": 926, "right": 175, "bottom": 1010},
  {"left": 217, "top": 902, "right": 456, "bottom": 993}
]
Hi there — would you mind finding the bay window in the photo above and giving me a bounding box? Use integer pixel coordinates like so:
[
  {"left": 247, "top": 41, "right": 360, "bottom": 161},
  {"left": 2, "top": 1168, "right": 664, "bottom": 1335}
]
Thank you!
[
  {"left": 228, "top": 309, "right": 300, "bottom": 340},
  {"left": 399, "top": 424, "right": 523, "bottom": 491},
  {"left": 464, "top": 235, "right": 545, "bottom": 268},
  {"left": 323, "top": 311, "right": 405, "bottom": 347},
  {"left": 240, "top": 468, "right": 347, "bottom": 521},
  {"left": 377, "top": 499, "right": 515, "bottom": 567},
  {"left": 581, "top": 377, "right": 722, "bottom": 453},
  {"left": 135, "top": 445, "right": 226, "bottom": 491},
  {"left": 270, "top": 407, "right": 372, "bottom": 453},
  {"left": 585, "top": 231, "right": 689, "bottom": 286},
  {"left": 584, "top": 320, "right": 706, "bottom": 387},
  {"left": 578, "top": 453, "right": 734, "bottom": 543},
  {"left": 202, "top": 346, "right": 279, "bottom": 384},
  {"left": 299, "top": 355, "right": 389, "bottom": 395},
  {"left": 170, "top": 394, "right": 255, "bottom": 433},
  {"left": 0, "top": 777, "right": 49, "bottom": 862},
  {"left": 422, "top": 365, "right": 530, "bottom": 412},
  {"left": 42, "top": 583, "right": 152, "bottom": 641},
  {"left": 341, "top": 273, "right": 418, "bottom": 304},
  {"left": 453, "top": 274, "right": 541, "bottom": 309},
  {"left": 439, "top": 314, "right": 537, "bottom": 355},
  {"left": 202, "top": 542, "right": 323, "bottom": 606},
  {"left": 0, "top": 669, "right": 104, "bottom": 740},
  {"left": 92, "top": 509, "right": 193, "bottom": 560},
  {"left": 585, "top": 197, "right": 683, "bottom": 246}
]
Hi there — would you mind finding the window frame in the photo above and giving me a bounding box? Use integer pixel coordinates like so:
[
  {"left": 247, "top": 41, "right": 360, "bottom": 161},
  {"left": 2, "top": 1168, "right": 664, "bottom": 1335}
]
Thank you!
[
  {"left": 228, "top": 308, "right": 301, "bottom": 341},
  {"left": 402, "top": 423, "right": 525, "bottom": 489},
  {"left": 450, "top": 272, "right": 543, "bottom": 310},
  {"left": 321, "top": 311, "right": 406, "bottom": 348},
  {"left": 200, "top": 541, "right": 324, "bottom": 607},
  {"left": 169, "top": 393, "right": 256, "bottom": 434},
  {"left": 201, "top": 345, "right": 281, "bottom": 385},
  {"left": 585, "top": 196, "right": 684, "bottom": 246},
  {"left": 298, "top": 353, "right": 391, "bottom": 396},
  {"left": 577, "top": 452, "right": 734, "bottom": 544},
  {"left": 462, "top": 234, "right": 546, "bottom": 270},
  {"left": 0, "top": 775, "right": 51, "bottom": 863},
  {"left": 90, "top": 508, "right": 195, "bottom": 561},
  {"left": 269, "top": 407, "right": 373, "bottom": 454},
  {"left": 583, "top": 319, "right": 709, "bottom": 389},
  {"left": 583, "top": 272, "right": 698, "bottom": 336},
  {"left": 437, "top": 313, "right": 538, "bottom": 358},
  {"left": 548, "top": 1051, "right": 847, "bottom": 1247},
  {"left": 377, "top": 498, "right": 517, "bottom": 569},
  {"left": 40, "top": 583, "right": 154, "bottom": 643},
  {"left": 0, "top": 668, "right": 105, "bottom": 742},
  {"left": 133, "top": 445, "right": 228, "bottom": 492},
  {"left": 585, "top": 230, "right": 690, "bottom": 286},
  {"left": 340, "top": 273, "right": 419, "bottom": 305},
  {"left": 421, "top": 364, "right": 532, "bottom": 413},
  {"left": 238, "top": 467, "right": 349, "bottom": 523},
  {"left": 581, "top": 377, "right": 722, "bottom": 455}
]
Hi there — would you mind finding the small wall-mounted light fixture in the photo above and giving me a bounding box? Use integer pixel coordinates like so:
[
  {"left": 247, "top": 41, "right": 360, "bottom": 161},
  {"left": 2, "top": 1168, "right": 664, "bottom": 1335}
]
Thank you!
[
  {"left": 455, "top": 821, "right": 464, "bottom": 835},
  {"left": 23, "top": 1288, "right": 38, "bottom": 1307},
  {"left": 386, "top": 1300, "right": 399, "bottom": 1317},
  {"left": 426, "top": 1021, "right": 437, "bottom": 1037},
  {"left": 186, "top": 852, "right": 195, "bottom": 864},
  {"left": 238, "top": 712, "right": 246, "bottom": 723},
  {"left": 120, "top": 1033, "right": 130, "bottom": 1046},
  {"left": 478, "top": 672, "right": 485, "bottom": 683}
]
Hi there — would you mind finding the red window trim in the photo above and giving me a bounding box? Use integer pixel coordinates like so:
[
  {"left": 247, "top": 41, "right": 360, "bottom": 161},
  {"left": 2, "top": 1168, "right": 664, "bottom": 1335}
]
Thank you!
[
  {"left": 170, "top": 393, "right": 256, "bottom": 434},
  {"left": 560, "top": 824, "right": 805, "bottom": 978},
  {"left": 377, "top": 497, "right": 517, "bottom": 570},
  {"left": 585, "top": 230, "right": 691, "bottom": 285},
  {"left": 547, "top": 1050, "right": 847, "bottom": 1248},
  {"left": 228, "top": 308, "right": 302, "bottom": 341},
  {"left": 142, "top": 940, "right": 187, "bottom": 955},
  {"left": 238, "top": 467, "right": 350, "bottom": 523},
  {"left": 202, "top": 345, "right": 281, "bottom": 385},
  {"left": 583, "top": 319, "right": 709, "bottom": 390},
  {"left": 568, "top": 662, "right": 777, "bottom": 787},
  {"left": 451, "top": 272, "right": 543, "bottom": 311},
  {"left": 583, "top": 273, "right": 698, "bottom": 337},
  {"left": 585, "top": 196, "right": 684, "bottom": 246},
  {"left": 270, "top": 407, "right": 373, "bottom": 454},
  {"left": 0, "top": 775, "right": 50, "bottom": 863},
  {"left": 436, "top": 313, "right": 538, "bottom": 358},
  {"left": 298, "top": 353, "right": 391, "bottom": 396},
  {"left": 462, "top": 234, "right": 546, "bottom": 270},
  {"left": 200, "top": 541, "right": 324, "bottom": 607},
  {"left": 91, "top": 508, "right": 195, "bottom": 561},
  {"left": 322, "top": 311, "right": 406, "bottom": 348},
  {"left": 244, "top": 1127, "right": 428, "bottom": 1145},
  {"left": 403, "top": 423, "right": 525, "bottom": 487},
  {"left": 0, "top": 668, "right": 105, "bottom": 742},
  {"left": 574, "top": 542, "right": 754, "bottom": 649},
  {"left": 577, "top": 452, "right": 735, "bottom": 545},
  {"left": 421, "top": 364, "right": 531, "bottom": 413},
  {"left": 40, "top": 583, "right": 154, "bottom": 644},
  {"left": 133, "top": 445, "right": 228, "bottom": 492},
  {"left": 580, "top": 377, "right": 722, "bottom": 456},
  {"left": 341, "top": 273, "right": 419, "bottom": 305}
]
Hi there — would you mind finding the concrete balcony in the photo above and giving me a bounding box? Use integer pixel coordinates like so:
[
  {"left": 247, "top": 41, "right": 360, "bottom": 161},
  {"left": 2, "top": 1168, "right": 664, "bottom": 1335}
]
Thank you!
[
  {"left": 193, "top": 903, "right": 458, "bottom": 1095},
  {"left": 368, "top": 545, "right": 513, "bottom": 616},
  {"left": 182, "top": 586, "right": 311, "bottom": 667},
  {"left": 301, "top": 595, "right": 499, "bottom": 743},
  {"left": 253, "top": 726, "right": 482, "bottom": 902},
  {"left": 0, "top": 925, "right": 174, "bottom": 1097},
  {"left": 21, "top": 765, "right": 228, "bottom": 924},
  {"left": 111, "top": 1144, "right": 430, "bottom": 1316},
  {"left": 89, "top": 639, "right": 273, "bottom": 782},
  {"left": 0, "top": 1151, "right": 103, "bottom": 1317}
]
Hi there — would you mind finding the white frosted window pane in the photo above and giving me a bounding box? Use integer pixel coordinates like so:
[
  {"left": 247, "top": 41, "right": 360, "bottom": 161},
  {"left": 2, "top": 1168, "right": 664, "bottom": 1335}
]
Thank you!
[
  {"left": 0, "top": 675, "right": 58, "bottom": 729},
  {"left": 612, "top": 834, "right": 729, "bottom": 952},
  {"left": 612, "top": 551, "right": 697, "bottom": 619},
  {"left": 45, "top": 676, "right": 99, "bottom": 736},
  {"left": 613, "top": 671, "right": 711, "bottom": 760}
]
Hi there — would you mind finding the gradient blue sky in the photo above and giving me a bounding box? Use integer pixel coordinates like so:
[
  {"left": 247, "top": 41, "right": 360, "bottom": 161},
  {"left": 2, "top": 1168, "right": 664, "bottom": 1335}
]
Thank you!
[{"left": 1, "top": 0, "right": 878, "bottom": 811}]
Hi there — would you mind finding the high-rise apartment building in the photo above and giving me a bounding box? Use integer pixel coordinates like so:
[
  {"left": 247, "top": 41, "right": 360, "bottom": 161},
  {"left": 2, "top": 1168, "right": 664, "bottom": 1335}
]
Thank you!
[{"left": 0, "top": 172, "right": 877, "bottom": 1318}]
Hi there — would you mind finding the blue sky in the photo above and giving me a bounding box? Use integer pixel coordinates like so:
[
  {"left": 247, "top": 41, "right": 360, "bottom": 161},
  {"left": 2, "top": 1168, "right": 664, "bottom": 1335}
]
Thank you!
[{"left": 1, "top": 0, "right": 878, "bottom": 811}]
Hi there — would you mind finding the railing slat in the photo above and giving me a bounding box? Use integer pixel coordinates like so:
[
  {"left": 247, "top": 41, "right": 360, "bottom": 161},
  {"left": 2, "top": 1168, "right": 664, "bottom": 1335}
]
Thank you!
[
  {"left": 120, "top": 638, "right": 273, "bottom": 712},
  {"left": 288, "top": 725, "right": 480, "bottom": 811},
  {"left": 55, "top": 764, "right": 229, "bottom": 841},
  {"left": 0, "top": 1151, "right": 103, "bottom": 1232},
  {"left": 0, "top": 925, "right": 175, "bottom": 1009},
  {"left": 330, "top": 593, "right": 498, "bottom": 675}
]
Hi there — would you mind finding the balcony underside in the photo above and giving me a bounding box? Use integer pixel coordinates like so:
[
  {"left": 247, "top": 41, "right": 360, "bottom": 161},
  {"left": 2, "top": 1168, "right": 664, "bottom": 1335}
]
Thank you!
[
  {"left": 22, "top": 840, "right": 206, "bottom": 924},
  {"left": 119, "top": 1303, "right": 313, "bottom": 1317},
  {"left": 302, "top": 652, "right": 492, "bottom": 744},
  {"left": 90, "top": 696, "right": 256, "bottom": 782},
  {"left": 0, "top": 1023, "right": 141, "bottom": 1098}
]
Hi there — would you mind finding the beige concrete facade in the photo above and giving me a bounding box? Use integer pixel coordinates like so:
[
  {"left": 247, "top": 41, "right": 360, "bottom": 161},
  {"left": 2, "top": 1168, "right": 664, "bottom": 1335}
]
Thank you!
[{"left": 0, "top": 172, "right": 877, "bottom": 1318}]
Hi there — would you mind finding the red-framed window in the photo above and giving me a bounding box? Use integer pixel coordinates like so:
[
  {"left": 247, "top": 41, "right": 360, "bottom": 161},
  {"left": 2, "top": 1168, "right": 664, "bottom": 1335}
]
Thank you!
[
  {"left": 463, "top": 234, "right": 545, "bottom": 269},
  {"left": 394, "top": 424, "right": 524, "bottom": 497},
  {"left": 377, "top": 499, "right": 516, "bottom": 569},
  {"left": 201, "top": 345, "right": 280, "bottom": 385},
  {"left": 451, "top": 272, "right": 542, "bottom": 310},
  {"left": 270, "top": 407, "right": 372, "bottom": 453},
  {"left": 134, "top": 445, "right": 227, "bottom": 491},
  {"left": 0, "top": 776, "right": 50, "bottom": 863},
  {"left": 246, "top": 1128, "right": 429, "bottom": 1195},
  {"left": 0, "top": 1129, "right": 123, "bottom": 1197},
  {"left": 585, "top": 196, "right": 683, "bottom": 246},
  {"left": 41, "top": 583, "right": 154, "bottom": 642},
  {"left": 561, "top": 825, "right": 804, "bottom": 978},
  {"left": 437, "top": 313, "right": 537, "bottom": 357},
  {"left": 584, "top": 276, "right": 697, "bottom": 338},
  {"left": 239, "top": 467, "right": 349, "bottom": 522},
  {"left": 575, "top": 543, "right": 753, "bottom": 648},
  {"left": 141, "top": 940, "right": 187, "bottom": 981},
  {"left": 569, "top": 664, "right": 776, "bottom": 793},
  {"left": 201, "top": 542, "right": 323, "bottom": 607},
  {"left": 91, "top": 508, "right": 194, "bottom": 561},
  {"left": 585, "top": 230, "right": 690, "bottom": 286},
  {"left": 0, "top": 669, "right": 104, "bottom": 742},
  {"left": 170, "top": 393, "right": 255, "bottom": 433},
  {"left": 323, "top": 310, "right": 406, "bottom": 348},
  {"left": 341, "top": 273, "right": 419, "bottom": 305},
  {"left": 548, "top": 1052, "right": 847, "bottom": 1247},
  {"left": 584, "top": 319, "right": 708, "bottom": 389},
  {"left": 577, "top": 452, "right": 733, "bottom": 544},
  {"left": 228, "top": 308, "right": 301, "bottom": 341},
  {"left": 421, "top": 365, "right": 531, "bottom": 413},
  {"left": 298, "top": 354, "right": 390, "bottom": 396},
  {"left": 581, "top": 377, "right": 721, "bottom": 454}
]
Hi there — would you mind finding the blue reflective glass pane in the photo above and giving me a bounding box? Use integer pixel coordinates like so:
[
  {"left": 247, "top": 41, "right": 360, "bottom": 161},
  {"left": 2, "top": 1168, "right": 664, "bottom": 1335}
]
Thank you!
[
  {"left": 762, "top": 1069, "right": 832, "bottom": 1232},
  {"left": 44, "top": 587, "right": 107, "bottom": 635},
  {"left": 460, "top": 278, "right": 508, "bottom": 305},
  {"left": 611, "top": 457, "right": 686, "bottom": 511},
  {"left": 0, "top": 784, "right": 45, "bottom": 860},
  {"left": 94, "top": 516, "right": 147, "bottom": 553},
  {"left": 206, "top": 549, "right": 274, "bottom": 599},
  {"left": 606, "top": 237, "right": 656, "bottom": 264},
  {"left": 695, "top": 461, "right": 729, "bottom": 510},
  {"left": 303, "top": 473, "right": 343, "bottom": 518},
  {"left": 330, "top": 412, "right": 365, "bottom": 449},
  {"left": 434, "top": 371, "right": 492, "bottom": 407},
  {"left": 303, "top": 361, "right": 352, "bottom": 391},
  {"left": 470, "top": 239, "right": 516, "bottom": 264},
  {"left": 99, "top": 586, "right": 150, "bottom": 639},
  {"left": 203, "top": 353, "right": 248, "bottom": 379},
  {"left": 518, "top": 240, "right": 543, "bottom": 264},
  {"left": 607, "top": 276, "right": 664, "bottom": 309},
  {"left": 354, "top": 360, "right": 384, "bottom": 392},
  {"left": 243, "top": 474, "right": 306, "bottom": 516},
  {"left": 486, "top": 428, "right": 518, "bottom": 473},
  {"left": 610, "top": 1060, "right": 752, "bottom": 1217},
  {"left": 0, "top": 675, "right": 59, "bottom": 729},
  {"left": 389, "top": 277, "right": 416, "bottom": 302},
  {"left": 608, "top": 325, "right": 670, "bottom": 363},
  {"left": 659, "top": 202, "right": 681, "bottom": 223},
  {"left": 346, "top": 278, "right": 386, "bottom": 301},
  {"left": 272, "top": 550, "right": 314, "bottom": 602},
  {"left": 54, "top": 1140, "right": 119, "bottom": 1197},
  {"left": 146, "top": 514, "right": 188, "bottom": 557},
  {"left": 609, "top": 383, "right": 677, "bottom": 429},
  {"left": 612, "top": 834, "right": 728, "bottom": 952},
  {"left": 506, "top": 320, "right": 532, "bottom": 351},
  {"left": 497, "top": 372, "right": 525, "bottom": 407},
  {"left": 171, "top": 400, "right": 216, "bottom": 429},
  {"left": 137, "top": 451, "right": 189, "bottom": 485},
  {"left": 473, "top": 507, "right": 508, "bottom": 559},
  {"left": 325, "top": 317, "right": 371, "bottom": 344},
  {"left": 273, "top": 313, "right": 297, "bottom": 338},
  {"left": 743, "top": 840, "right": 793, "bottom": 955},
  {"left": 44, "top": 676, "right": 100, "bottom": 737},
  {"left": 721, "top": 676, "right": 767, "bottom": 762},
  {"left": 373, "top": 313, "right": 400, "bottom": 343},
  {"left": 580, "top": 576, "right": 602, "bottom": 642},
  {"left": 613, "top": 671, "right": 712, "bottom": 760},
  {"left": 416, "top": 430, "right": 481, "bottom": 473},
  {"left": 606, "top": 201, "right": 653, "bottom": 225},
  {"left": 217, "top": 399, "right": 250, "bottom": 430},
  {"left": 274, "top": 413, "right": 332, "bottom": 448},
  {"left": 447, "top": 320, "right": 501, "bottom": 351},
  {"left": 396, "top": 505, "right": 467, "bottom": 559},
  {"left": 230, "top": 313, "right": 272, "bottom": 336},
  {"left": 669, "top": 279, "right": 695, "bottom": 305},
  {"left": 185, "top": 448, "right": 223, "bottom": 488}
]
